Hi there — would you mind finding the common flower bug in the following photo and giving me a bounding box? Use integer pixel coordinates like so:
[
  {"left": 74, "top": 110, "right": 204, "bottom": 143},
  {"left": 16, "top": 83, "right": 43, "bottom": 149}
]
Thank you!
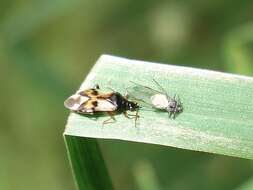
[
  {"left": 127, "top": 79, "right": 183, "bottom": 118},
  {"left": 64, "top": 85, "right": 140, "bottom": 126}
]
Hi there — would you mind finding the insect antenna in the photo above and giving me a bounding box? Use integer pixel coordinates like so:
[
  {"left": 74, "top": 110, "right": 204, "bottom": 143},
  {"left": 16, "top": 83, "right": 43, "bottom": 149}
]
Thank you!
[{"left": 152, "top": 78, "right": 169, "bottom": 98}]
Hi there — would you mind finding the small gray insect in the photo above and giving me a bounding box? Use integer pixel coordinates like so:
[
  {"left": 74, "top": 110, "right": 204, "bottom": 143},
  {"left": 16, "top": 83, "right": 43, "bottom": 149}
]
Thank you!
[{"left": 127, "top": 79, "right": 183, "bottom": 118}]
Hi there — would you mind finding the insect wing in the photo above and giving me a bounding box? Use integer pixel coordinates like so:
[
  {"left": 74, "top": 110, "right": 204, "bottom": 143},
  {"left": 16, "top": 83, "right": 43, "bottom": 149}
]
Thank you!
[
  {"left": 127, "top": 82, "right": 161, "bottom": 108},
  {"left": 94, "top": 99, "right": 117, "bottom": 112},
  {"left": 64, "top": 93, "right": 89, "bottom": 111},
  {"left": 64, "top": 88, "right": 113, "bottom": 113},
  {"left": 77, "top": 90, "right": 117, "bottom": 113}
]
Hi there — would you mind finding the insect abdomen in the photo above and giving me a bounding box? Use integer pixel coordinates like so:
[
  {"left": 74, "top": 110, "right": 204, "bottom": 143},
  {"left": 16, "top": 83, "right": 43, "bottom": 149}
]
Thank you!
[{"left": 151, "top": 94, "right": 169, "bottom": 109}]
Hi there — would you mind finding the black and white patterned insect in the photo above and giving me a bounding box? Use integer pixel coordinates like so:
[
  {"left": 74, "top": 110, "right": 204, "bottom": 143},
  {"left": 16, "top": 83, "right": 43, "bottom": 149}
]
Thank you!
[
  {"left": 127, "top": 79, "right": 183, "bottom": 118},
  {"left": 64, "top": 85, "right": 140, "bottom": 125}
]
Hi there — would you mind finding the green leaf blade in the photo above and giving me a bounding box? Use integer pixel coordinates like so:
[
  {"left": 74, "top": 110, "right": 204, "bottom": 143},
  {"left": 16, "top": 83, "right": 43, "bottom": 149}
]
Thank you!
[
  {"left": 65, "top": 54, "right": 253, "bottom": 163},
  {"left": 64, "top": 136, "right": 114, "bottom": 190}
]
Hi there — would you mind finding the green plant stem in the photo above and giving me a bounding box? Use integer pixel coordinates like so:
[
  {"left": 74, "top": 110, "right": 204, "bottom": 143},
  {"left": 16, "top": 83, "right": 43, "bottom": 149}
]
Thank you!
[{"left": 64, "top": 136, "right": 114, "bottom": 190}]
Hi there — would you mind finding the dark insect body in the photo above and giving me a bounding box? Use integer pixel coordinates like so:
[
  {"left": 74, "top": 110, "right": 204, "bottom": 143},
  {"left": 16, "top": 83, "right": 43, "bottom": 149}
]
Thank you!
[{"left": 64, "top": 85, "right": 139, "bottom": 126}]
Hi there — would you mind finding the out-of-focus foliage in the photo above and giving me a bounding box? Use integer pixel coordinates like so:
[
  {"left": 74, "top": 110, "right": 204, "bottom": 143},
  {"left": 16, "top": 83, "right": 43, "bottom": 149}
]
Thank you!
[{"left": 0, "top": 0, "right": 253, "bottom": 190}]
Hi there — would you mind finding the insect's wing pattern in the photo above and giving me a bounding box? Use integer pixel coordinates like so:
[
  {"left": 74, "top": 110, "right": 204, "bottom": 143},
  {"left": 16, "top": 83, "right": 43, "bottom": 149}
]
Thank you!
[
  {"left": 64, "top": 94, "right": 89, "bottom": 111},
  {"left": 64, "top": 88, "right": 118, "bottom": 114},
  {"left": 94, "top": 99, "right": 117, "bottom": 112},
  {"left": 95, "top": 92, "right": 118, "bottom": 111},
  {"left": 78, "top": 88, "right": 98, "bottom": 97},
  {"left": 127, "top": 83, "right": 160, "bottom": 108}
]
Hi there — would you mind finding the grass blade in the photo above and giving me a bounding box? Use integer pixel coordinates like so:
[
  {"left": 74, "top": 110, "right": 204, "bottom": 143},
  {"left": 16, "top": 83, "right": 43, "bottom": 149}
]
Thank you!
[
  {"left": 65, "top": 55, "right": 253, "bottom": 159},
  {"left": 64, "top": 136, "right": 114, "bottom": 190},
  {"left": 64, "top": 55, "right": 253, "bottom": 188}
]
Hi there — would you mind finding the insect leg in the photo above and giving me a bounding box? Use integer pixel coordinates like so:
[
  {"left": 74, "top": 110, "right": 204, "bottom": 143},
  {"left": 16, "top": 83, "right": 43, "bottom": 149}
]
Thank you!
[
  {"left": 103, "top": 112, "right": 116, "bottom": 125},
  {"left": 134, "top": 110, "right": 140, "bottom": 127},
  {"left": 123, "top": 111, "right": 139, "bottom": 119},
  {"left": 169, "top": 111, "right": 173, "bottom": 118},
  {"left": 124, "top": 111, "right": 140, "bottom": 127},
  {"left": 124, "top": 91, "right": 129, "bottom": 99},
  {"left": 123, "top": 111, "right": 134, "bottom": 119},
  {"left": 172, "top": 111, "right": 176, "bottom": 119}
]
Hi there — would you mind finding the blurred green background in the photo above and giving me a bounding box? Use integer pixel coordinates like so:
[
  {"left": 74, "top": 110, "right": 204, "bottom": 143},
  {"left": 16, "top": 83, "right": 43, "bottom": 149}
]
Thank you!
[{"left": 1, "top": 0, "right": 253, "bottom": 190}]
